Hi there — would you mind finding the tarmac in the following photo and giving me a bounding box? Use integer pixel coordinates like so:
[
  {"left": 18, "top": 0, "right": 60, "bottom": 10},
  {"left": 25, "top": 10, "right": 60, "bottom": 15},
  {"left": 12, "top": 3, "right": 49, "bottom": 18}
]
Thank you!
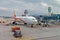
[{"left": 0, "top": 23, "right": 60, "bottom": 40}]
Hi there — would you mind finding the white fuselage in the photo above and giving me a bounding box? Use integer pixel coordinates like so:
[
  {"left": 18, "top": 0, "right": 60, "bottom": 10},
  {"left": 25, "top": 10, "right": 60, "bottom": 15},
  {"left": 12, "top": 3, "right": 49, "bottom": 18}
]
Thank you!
[{"left": 15, "top": 16, "right": 38, "bottom": 25}]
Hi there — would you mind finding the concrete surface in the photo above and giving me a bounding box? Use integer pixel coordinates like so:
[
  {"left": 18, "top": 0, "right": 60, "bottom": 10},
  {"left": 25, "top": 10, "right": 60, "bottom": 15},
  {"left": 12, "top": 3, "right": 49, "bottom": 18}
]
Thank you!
[{"left": 0, "top": 23, "right": 60, "bottom": 40}]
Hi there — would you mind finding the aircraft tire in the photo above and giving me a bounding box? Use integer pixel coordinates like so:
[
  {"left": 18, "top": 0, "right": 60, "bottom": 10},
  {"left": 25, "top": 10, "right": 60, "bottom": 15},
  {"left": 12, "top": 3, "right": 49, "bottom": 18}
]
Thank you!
[
  {"left": 24, "top": 23, "right": 27, "bottom": 25},
  {"left": 31, "top": 24, "right": 33, "bottom": 28}
]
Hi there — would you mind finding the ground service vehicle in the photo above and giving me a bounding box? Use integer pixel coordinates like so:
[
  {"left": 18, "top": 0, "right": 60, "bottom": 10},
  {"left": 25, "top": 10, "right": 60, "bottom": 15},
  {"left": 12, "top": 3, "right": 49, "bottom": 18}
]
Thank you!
[
  {"left": 12, "top": 25, "right": 20, "bottom": 32},
  {"left": 13, "top": 30, "right": 22, "bottom": 38}
]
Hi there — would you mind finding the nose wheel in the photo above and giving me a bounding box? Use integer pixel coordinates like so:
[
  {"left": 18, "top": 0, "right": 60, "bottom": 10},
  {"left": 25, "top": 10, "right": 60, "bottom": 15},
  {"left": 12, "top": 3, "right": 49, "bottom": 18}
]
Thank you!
[
  {"left": 31, "top": 24, "right": 33, "bottom": 28},
  {"left": 24, "top": 23, "right": 27, "bottom": 25}
]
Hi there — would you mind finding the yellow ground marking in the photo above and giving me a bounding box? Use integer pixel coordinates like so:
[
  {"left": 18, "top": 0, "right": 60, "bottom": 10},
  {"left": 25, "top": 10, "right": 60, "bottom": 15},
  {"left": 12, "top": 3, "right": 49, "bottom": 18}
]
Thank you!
[
  {"left": 12, "top": 36, "right": 33, "bottom": 40},
  {"left": 12, "top": 25, "right": 20, "bottom": 28}
]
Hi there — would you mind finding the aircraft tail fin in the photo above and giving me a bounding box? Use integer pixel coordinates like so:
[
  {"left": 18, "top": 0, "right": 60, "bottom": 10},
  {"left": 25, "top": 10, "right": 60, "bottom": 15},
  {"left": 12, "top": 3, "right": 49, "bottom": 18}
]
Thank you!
[{"left": 13, "top": 10, "right": 16, "bottom": 20}]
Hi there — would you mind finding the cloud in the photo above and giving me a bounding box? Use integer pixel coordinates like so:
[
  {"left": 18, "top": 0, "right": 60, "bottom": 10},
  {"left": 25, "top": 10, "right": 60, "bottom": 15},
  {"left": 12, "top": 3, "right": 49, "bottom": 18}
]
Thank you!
[
  {"left": 0, "top": 0, "right": 53, "bottom": 14},
  {"left": 40, "top": 2, "right": 48, "bottom": 7},
  {"left": 0, "top": 0, "right": 49, "bottom": 13},
  {"left": 0, "top": 0, "right": 60, "bottom": 16},
  {"left": 55, "top": 0, "right": 60, "bottom": 5},
  {"left": 0, "top": 7, "right": 10, "bottom": 11},
  {"left": 55, "top": 0, "right": 60, "bottom": 3},
  {"left": 0, "top": 7, "right": 19, "bottom": 12}
]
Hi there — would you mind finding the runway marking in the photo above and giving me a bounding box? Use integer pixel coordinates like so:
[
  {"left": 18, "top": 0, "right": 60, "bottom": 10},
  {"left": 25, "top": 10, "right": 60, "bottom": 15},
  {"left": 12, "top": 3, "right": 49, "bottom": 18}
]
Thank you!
[{"left": 12, "top": 36, "right": 33, "bottom": 40}]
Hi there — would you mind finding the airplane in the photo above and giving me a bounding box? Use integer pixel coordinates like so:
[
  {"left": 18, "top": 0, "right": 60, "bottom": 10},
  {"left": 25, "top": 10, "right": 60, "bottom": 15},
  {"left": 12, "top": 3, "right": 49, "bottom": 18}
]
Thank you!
[{"left": 12, "top": 11, "right": 38, "bottom": 27}]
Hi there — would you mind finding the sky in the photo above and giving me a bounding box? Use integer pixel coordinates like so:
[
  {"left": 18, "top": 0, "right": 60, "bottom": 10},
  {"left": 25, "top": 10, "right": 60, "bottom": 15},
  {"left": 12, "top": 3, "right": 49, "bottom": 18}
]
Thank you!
[{"left": 0, "top": 0, "right": 60, "bottom": 16}]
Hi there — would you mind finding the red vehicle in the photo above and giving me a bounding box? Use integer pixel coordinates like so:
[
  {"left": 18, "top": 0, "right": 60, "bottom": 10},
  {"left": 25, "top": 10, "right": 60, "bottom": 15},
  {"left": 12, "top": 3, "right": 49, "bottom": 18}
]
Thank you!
[{"left": 12, "top": 25, "right": 20, "bottom": 32}]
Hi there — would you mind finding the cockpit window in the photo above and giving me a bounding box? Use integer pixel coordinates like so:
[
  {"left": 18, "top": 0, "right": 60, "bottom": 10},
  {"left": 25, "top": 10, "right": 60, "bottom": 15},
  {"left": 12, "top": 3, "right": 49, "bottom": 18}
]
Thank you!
[{"left": 32, "top": 19, "right": 35, "bottom": 20}]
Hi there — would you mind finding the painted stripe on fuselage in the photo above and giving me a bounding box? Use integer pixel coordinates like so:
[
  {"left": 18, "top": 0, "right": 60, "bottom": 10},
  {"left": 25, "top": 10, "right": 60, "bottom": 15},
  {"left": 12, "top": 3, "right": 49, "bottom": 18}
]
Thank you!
[{"left": 14, "top": 18, "right": 25, "bottom": 22}]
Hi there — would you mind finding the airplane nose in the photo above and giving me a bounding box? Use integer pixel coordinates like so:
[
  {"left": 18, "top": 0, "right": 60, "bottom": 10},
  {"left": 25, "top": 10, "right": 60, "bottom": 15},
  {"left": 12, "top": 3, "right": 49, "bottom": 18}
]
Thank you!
[
  {"left": 35, "top": 19, "right": 38, "bottom": 21},
  {"left": 34, "top": 20, "right": 38, "bottom": 24}
]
